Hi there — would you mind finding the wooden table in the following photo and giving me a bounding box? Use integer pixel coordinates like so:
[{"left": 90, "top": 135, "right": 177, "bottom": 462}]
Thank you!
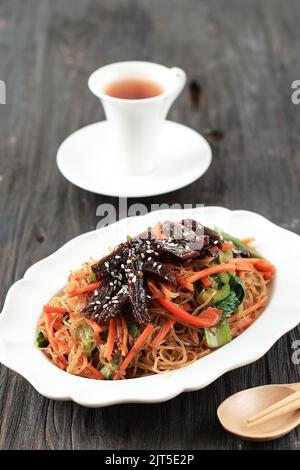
[{"left": 1, "top": 0, "right": 300, "bottom": 450}]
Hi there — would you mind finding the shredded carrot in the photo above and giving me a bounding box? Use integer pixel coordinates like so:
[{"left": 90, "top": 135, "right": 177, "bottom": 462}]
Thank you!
[
  {"left": 150, "top": 318, "right": 175, "bottom": 349},
  {"left": 241, "top": 237, "right": 255, "bottom": 244},
  {"left": 263, "top": 272, "right": 273, "bottom": 281},
  {"left": 84, "top": 317, "right": 105, "bottom": 334},
  {"left": 82, "top": 362, "right": 104, "bottom": 379},
  {"left": 210, "top": 246, "right": 221, "bottom": 252},
  {"left": 191, "top": 329, "right": 199, "bottom": 345},
  {"left": 222, "top": 242, "right": 234, "bottom": 251},
  {"left": 43, "top": 305, "right": 69, "bottom": 314},
  {"left": 201, "top": 276, "right": 212, "bottom": 288},
  {"left": 254, "top": 260, "right": 276, "bottom": 273},
  {"left": 67, "top": 282, "right": 100, "bottom": 298},
  {"left": 174, "top": 273, "right": 194, "bottom": 292},
  {"left": 187, "top": 262, "right": 236, "bottom": 283},
  {"left": 120, "top": 315, "right": 128, "bottom": 357},
  {"left": 103, "top": 319, "right": 117, "bottom": 361},
  {"left": 114, "top": 324, "right": 154, "bottom": 379},
  {"left": 54, "top": 355, "right": 68, "bottom": 370}
]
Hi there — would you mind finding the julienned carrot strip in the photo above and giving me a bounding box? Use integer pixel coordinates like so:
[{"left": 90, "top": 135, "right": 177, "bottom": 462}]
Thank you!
[
  {"left": 263, "top": 272, "right": 273, "bottom": 281},
  {"left": 84, "top": 318, "right": 105, "bottom": 334},
  {"left": 103, "top": 319, "right": 117, "bottom": 361},
  {"left": 174, "top": 273, "right": 194, "bottom": 292},
  {"left": 191, "top": 329, "right": 199, "bottom": 345},
  {"left": 221, "top": 242, "right": 234, "bottom": 251},
  {"left": 83, "top": 363, "right": 104, "bottom": 379},
  {"left": 67, "top": 282, "right": 100, "bottom": 298},
  {"left": 120, "top": 315, "right": 128, "bottom": 357},
  {"left": 44, "top": 312, "right": 60, "bottom": 353},
  {"left": 148, "top": 281, "right": 222, "bottom": 328},
  {"left": 241, "top": 237, "right": 255, "bottom": 244},
  {"left": 235, "top": 262, "right": 255, "bottom": 272},
  {"left": 187, "top": 263, "right": 236, "bottom": 284},
  {"left": 201, "top": 276, "right": 212, "bottom": 288},
  {"left": 254, "top": 260, "right": 276, "bottom": 273},
  {"left": 114, "top": 324, "right": 154, "bottom": 379},
  {"left": 150, "top": 318, "right": 175, "bottom": 349},
  {"left": 54, "top": 355, "right": 68, "bottom": 370},
  {"left": 43, "top": 305, "right": 69, "bottom": 314}
]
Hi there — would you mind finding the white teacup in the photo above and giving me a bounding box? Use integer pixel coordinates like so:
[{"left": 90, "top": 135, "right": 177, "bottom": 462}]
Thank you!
[{"left": 88, "top": 61, "right": 186, "bottom": 176}]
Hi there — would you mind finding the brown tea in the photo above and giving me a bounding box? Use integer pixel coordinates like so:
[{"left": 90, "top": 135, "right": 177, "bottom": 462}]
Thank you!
[{"left": 105, "top": 78, "right": 163, "bottom": 99}]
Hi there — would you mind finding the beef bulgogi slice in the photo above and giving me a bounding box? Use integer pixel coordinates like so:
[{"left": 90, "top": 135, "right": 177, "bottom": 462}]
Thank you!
[
  {"left": 96, "top": 286, "right": 130, "bottom": 323},
  {"left": 125, "top": 254, "right": 150, "bottom": 324},
  {"left": 81, "top": 281, "right": 115, "bottom": 318},
  {"left": 142, "top": 259, "right": 176, "bottom": 285}
]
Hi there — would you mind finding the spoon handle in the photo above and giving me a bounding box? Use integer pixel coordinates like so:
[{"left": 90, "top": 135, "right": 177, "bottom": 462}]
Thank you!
[{"left": 247, "top": 388, "right": 300, "bottom": 425}]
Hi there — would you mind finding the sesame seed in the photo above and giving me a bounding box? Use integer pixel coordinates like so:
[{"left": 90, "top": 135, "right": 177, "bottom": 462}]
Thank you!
[
  {"left": 109, "top": 282, "right": 114, "bottom": 286},
  {"left": 96, "top": 301, "right": 100, "bottom": 305},
  {"left": 132, "top": 275, "right": 137, "bottom": 283},
  {"left": 148, "top": 257, "right": 152, "bottom": 261},
  {"left": 115, "top": 255, "right": 121, "bottom": 259},
  {"left": 105, "top": 262, "right": 109, "bottom": 268},
  {"left": 141, "top": 253, "right": 145, "bottom": 259},
  {"left": 103, "top": 303, "right": 108, "bottom": 308},
  {"left": 153, "top": 262, "right": 157, "bottom": 267},
  {"left": 127, "top": 259, "right": 131, "bottom": 264},
  {"left": 112, "top": 300, "right": 119, "bottom": 304},
  {"left": 158, "top": 265, "right": 162, "bottom": 269},
  {"left": 121, "top": 264, "right": 125, "bottom": 269},
  {"left": 94, "top": 290, "right": 98, "bottom": 296},
  {"left": 93, "top": 306, "right": 97, "bottom": 311}
]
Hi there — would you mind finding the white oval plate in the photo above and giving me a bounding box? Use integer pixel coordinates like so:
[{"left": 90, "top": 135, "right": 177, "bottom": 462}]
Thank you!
[{"left": 0, "top": 207, "right": 299, "bottom": 407}]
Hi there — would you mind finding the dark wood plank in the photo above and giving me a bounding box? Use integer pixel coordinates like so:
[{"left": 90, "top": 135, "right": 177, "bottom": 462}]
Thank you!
[{"left": 0, "top": 0, "right": 300, "bottom": 450}]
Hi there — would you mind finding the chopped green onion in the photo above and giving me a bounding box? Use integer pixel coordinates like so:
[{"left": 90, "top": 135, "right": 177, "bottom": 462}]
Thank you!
[
  {"left": 88, "top": 270, "right": 96, "bottom": 283},
  {"left": 35, "top": 330, "right": 49, "bottom": 348},
  {"left": 204, "top": 319, "right": 232, "bottom": 348},
  {"left": 215, "top": 228, "right": 262, "bottom": 258},
  {"left": 100, "top": 364, "right": 115, "bottom": 380},
  {"left": 76, "top": 325, "right": 95, "bottom": 354}
]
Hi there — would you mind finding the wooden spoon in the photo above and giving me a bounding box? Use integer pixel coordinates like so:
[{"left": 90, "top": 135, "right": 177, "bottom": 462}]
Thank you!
[{"left": 217, "top": 383, "right": 300, "bottom": 441}]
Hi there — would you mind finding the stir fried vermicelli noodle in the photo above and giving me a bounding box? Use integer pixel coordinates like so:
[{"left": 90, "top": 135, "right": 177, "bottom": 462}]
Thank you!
[{"left": 36, "top": 221, "right": 274, "bottom": 380}]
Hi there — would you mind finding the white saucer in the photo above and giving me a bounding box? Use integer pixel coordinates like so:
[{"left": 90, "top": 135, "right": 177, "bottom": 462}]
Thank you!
[{"left": 56, "top": 121, "right": 212, "bottom": 197}]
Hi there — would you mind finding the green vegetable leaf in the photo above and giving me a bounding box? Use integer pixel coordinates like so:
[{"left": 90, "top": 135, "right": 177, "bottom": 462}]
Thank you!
[
  {"left": 230, "top": 275, "right": 245, "bottom": 304},
  {"left": 89, "top": 270, "right": 96, "bottom": 283},
  {"left": 204, "top": 319, "right": 232, "bottom": 348},
  {"left": 129, "top": 323, "right": 139, "bottom": 340},
  {"left": 35, "top": 330, "right": 49, "bottom": 348},
  {"left": 215, "top": 292, "right": 240, "bottom": 316}
]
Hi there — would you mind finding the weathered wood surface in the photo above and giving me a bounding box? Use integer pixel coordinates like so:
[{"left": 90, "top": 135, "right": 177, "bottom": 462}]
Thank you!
[{"left": 1, "top": 0, "right": 300, "bottom": 450}]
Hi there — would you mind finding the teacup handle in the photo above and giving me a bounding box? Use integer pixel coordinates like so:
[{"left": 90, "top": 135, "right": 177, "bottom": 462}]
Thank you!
[{"left": 160, "top": 67, "right": 186, "bottom": 119}]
